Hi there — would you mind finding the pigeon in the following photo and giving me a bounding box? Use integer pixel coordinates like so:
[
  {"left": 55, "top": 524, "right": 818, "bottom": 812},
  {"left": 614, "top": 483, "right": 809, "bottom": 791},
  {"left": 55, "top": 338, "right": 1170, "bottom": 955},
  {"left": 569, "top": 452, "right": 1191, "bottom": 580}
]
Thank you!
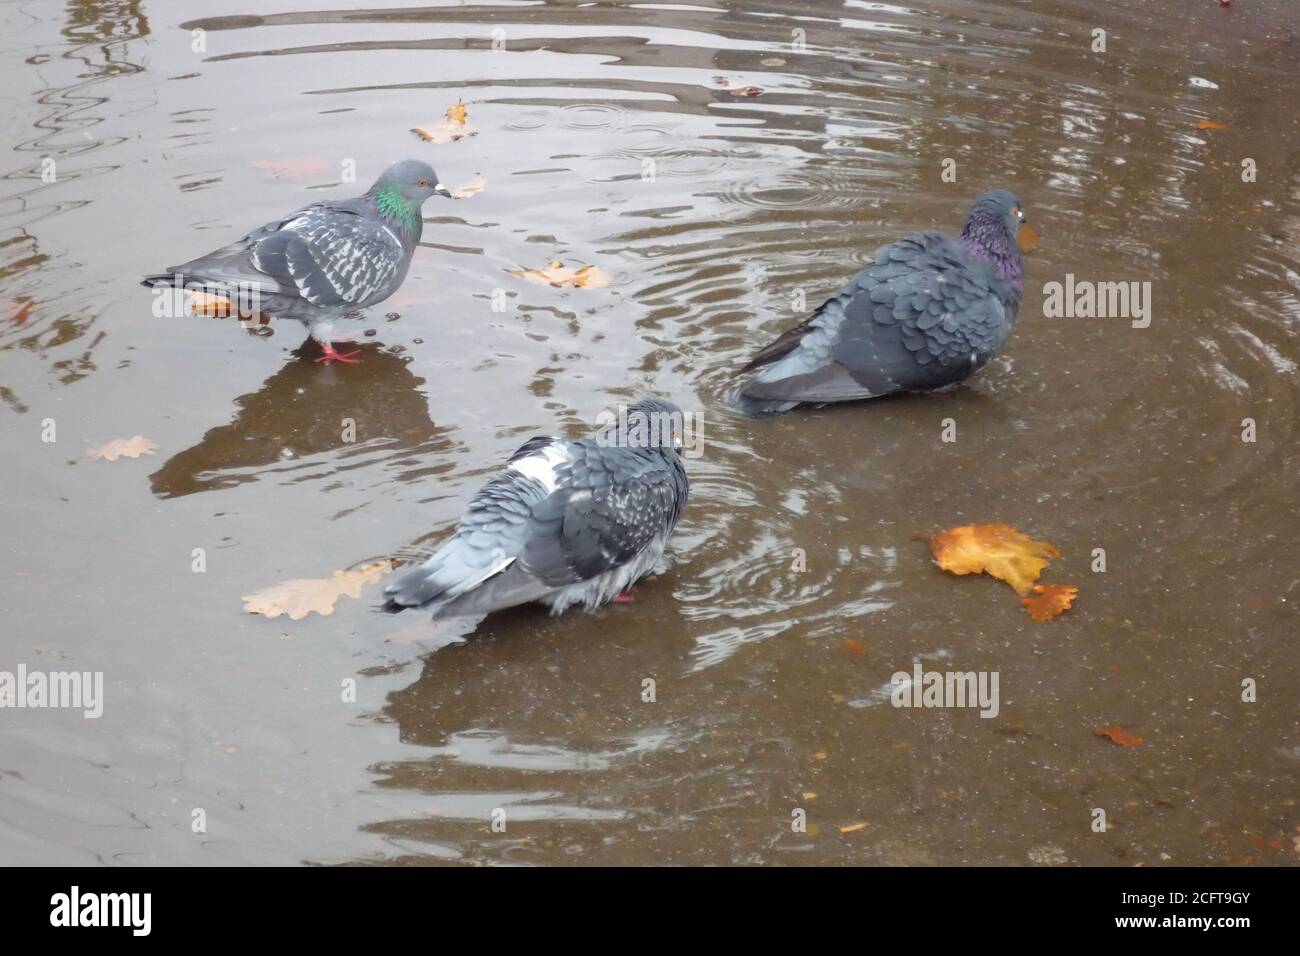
[
  {"left": 736, "top": 189, "right": 1027, "bottom": 415},
  {"left": 142, "top": 159, "right": 452, "bottom": 364},
  {"left": 382, "top": 398, "right": 691, "bottom": 621}
]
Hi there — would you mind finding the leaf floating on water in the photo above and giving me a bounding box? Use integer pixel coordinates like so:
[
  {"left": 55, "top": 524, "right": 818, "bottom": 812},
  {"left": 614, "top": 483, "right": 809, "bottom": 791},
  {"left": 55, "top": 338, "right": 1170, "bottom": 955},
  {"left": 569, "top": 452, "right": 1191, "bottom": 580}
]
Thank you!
[
  {"left": 249, "top": 158, "right": 331, "bottom": 179},
  {"left": 929, "top": 524, "right": 1060, "bottom": 597},
  {"left": 511, "top": 260, "right": 612, "bottom": 289},
  {"left": 842, "top": 638, "right": 865, "bottom": 656},
  {"left": 86, "top": 436, "right": 158, "bottom": 461},
  {"left": 242, "top": 560, "right": 394, "bottom": 621},
  {"left": 760, "top": 57, "right": 787, "bottom": 67},
  {"left": 729, "top": 86, "right": 764, "bottom": 98},
  {"left": 1195, "top": 119, "right": 1230, "bottom": 130},
  {"left": 1094, "top": 725, "right": 1144, "bottom": 748},
  {"left": 1017, "top": 223, "right": 1040, "bottom": 254},
  {"left": 9, "top": 301, "right": 34, "bottom": 325},
  {"left": 840, "top": 822, "right": 869, "bottom": 833},
  {"left": 1022, "top": 583, "right": 1078, "bottom": 621},
  {"left": 450, "top": 173, "right": 486, "bottom": 199},
  {"left": 412, "top": 99, "right": 474, "bottom": 144}
]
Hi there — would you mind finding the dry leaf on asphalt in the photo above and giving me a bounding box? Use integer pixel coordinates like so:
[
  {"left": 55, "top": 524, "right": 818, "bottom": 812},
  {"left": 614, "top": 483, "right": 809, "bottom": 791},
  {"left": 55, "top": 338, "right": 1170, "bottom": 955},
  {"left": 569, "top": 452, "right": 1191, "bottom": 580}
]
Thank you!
[
  {"left": 511, "top": 261, "right": 612, "bottom": 289},
  {"left": 929, "top": 524, "right": 1060, "bottom": 597},
  {"left": 86, "top": 436, "right": 159, "bottom": 461},
  {"left": 242, "top": 560, "right": 394, "bottom": 621}
]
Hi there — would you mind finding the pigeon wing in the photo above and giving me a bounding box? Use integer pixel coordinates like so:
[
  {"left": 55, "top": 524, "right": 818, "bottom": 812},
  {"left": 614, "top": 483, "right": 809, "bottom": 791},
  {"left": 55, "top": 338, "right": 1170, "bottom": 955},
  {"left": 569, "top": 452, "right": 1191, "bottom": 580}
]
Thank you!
[{"left": 742, "top": 231, "right": 1012, "bottom": 402}]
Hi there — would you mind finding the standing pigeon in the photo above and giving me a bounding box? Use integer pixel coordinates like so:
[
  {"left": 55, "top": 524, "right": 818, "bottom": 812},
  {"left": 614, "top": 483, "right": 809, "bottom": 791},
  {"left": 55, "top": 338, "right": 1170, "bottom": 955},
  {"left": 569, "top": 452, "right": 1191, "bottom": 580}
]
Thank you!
[
  {"left": 736, "top": 189, "right": 1027, "bottom": 415},
  {"left": 382, "top": 398, "right": 691, "bottom": 620},
  {"left": 142, "top": 159, "right": 452, "bottom": 364}
]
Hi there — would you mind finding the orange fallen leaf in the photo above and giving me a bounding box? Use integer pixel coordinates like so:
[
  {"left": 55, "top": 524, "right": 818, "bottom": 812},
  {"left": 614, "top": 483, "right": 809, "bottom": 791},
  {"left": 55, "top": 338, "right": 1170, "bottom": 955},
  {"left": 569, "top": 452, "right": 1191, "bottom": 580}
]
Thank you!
[
  {"left": 412, "top": 99, "right": 473, "bottom": 144},
  {"left": 1195, "top": 119, "right": 1230, "bottom": 130},
  {"left": 9, "top": 301, "right": 34, "bottom": 325},
  {"left": 840, "top": 822, "right": 869, "bottom": 833},
  {"left": 511, "top": 261, "right": 612, "bottom": 289},
  {"left": 1094, "top": 725, "right": 1143, "bottom": 748},
  {"left": 86, "top": 436, "right": 158, "bottom": 461},
  {"left": 242, "top": 560, "right": 394, "bottom": 621},
  {"left": 1017, "top": 223, "right": 1039, "bottom": 254},
  {"left": 930, "top": 524, "right": 1060, "bottom": 597},
  {"left": 183, "top": 290, "right": 266, "bottom": 324},
  {"left": 842, "top": 638, "right": 865, "bottom": 656},
  {"left": 450, "top": 173, "right": 486, "bottom": 199},
  {"left": 249, "top": 158, "right": 331, "bottom": 179},
  {"left": 1022, "top": 583, "right": 1078, "bottom": 621}
]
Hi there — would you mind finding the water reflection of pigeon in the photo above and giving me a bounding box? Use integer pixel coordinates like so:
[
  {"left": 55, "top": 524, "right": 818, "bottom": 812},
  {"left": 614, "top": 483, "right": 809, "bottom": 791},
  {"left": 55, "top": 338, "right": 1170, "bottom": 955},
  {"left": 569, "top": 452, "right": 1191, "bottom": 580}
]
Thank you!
[
  {"left": 148, "top": 345, "right": 450, "bottom": 499},
  {"left": 737, "top": 189, "right": 1027, "bottom": 416},
  {"left": 142, "top": 159, "right": 452, "bottom": 364},
  {"left": 382, "top": 398, "right": 690, "bottom": 620}
]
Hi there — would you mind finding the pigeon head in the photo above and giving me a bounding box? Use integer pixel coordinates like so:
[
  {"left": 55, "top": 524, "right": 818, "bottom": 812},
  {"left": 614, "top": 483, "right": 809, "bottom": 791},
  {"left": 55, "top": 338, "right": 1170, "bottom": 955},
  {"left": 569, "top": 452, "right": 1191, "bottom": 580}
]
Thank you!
[
  {"left": 961, "top": 189, "right": 1025, "bottom": 285},
  {"left": 367, "top": 160, "right": 451, "bottom": 233},
  {"left": 596, "top": 397, "right": 688, "bottom": 452}
]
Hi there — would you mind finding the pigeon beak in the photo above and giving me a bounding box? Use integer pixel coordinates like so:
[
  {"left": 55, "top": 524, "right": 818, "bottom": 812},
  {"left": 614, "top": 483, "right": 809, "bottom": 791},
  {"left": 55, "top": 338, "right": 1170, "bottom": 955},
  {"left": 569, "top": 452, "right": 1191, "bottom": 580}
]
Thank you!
[{"left": 434, "top": 183, "right": 453, "bottom": 198}]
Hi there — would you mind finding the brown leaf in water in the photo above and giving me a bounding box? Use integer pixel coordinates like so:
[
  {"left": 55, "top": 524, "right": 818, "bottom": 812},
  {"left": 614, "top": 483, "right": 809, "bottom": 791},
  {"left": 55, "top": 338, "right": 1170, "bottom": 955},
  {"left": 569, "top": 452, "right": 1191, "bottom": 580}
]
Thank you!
[
  {"left": 840, "top": 822, "right": 869, "bottom": 833},
  {"left": 1022, "top": 583, "right": 1078, "bottom": 621},
  {"left": 450, "top": 173, "right": 486, "bottom": 199},
  {"left": 242, "top": 560, "right": 394, "bottom": 621},
  {"left": 930, "top": 524, "right": 1060, "bottom": 597},
  {"left": 412, "top": 99, "right": 473, "bottom": 143},
  {"left": 511, "top": 261, "right": 612, "bottom": 289},
  {"left": 9, "top": 301, "right": 34, "bottom": 325},
  {"left": 1017, "top": 223, "right": 1040, "bottom": 254},
  {"left": 249, "top": 158, "right": 331, "bottom": 179},
  {"left": 842, "top": 638, "right": 865, "bottom": 656},
  {"left": 183, "top": 290, "right": 266, "bottom": 325},
  {"left": 86, "top": 436, "right": 158, "bottom": 461},
  {"left": 1195, "top": 119, "right": 1230, "bottom": 130},
  {"left": 1094, "top": 725, "right": 1144, "bottom": 748}
]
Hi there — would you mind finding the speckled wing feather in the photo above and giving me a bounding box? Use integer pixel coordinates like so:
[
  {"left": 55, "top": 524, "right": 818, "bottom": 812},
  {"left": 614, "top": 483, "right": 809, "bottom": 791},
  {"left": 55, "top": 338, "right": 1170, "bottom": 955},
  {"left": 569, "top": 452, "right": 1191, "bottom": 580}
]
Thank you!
[
  {"left": 741, "top": 230, "right": 1016, "bottom": 403},
  {"left": 518, "top": 442, "right": 686, "bottom": 587},
  {"left": 248, "top": 206, "right": 407, "bottom": 308},
  {"left": 155, "top": 202, "right": 408, "bottom": 309},
  {"left": 381, "top": 435, "right": 688, "bottom": 615}
]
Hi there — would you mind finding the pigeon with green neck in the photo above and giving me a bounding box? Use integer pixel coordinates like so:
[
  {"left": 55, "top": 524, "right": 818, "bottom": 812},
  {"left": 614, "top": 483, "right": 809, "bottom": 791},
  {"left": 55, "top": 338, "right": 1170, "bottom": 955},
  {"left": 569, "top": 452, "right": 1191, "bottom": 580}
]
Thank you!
[{"left": 143, "top": 159, "right": 452, "bottom": 364}]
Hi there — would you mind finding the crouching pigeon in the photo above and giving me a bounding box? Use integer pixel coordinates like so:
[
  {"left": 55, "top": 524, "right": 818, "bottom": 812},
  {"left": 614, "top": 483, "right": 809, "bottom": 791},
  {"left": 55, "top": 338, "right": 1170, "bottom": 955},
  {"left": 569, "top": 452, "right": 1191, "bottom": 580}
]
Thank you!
[
  {"left": 382, "top": 398, "right": 691, "bottom": 620},
  {"left": 736, "top": 189, "right": 1027, "bottom": 415},
  {"left": 142, "top": 159, "right": 452, "bottom": 364}
]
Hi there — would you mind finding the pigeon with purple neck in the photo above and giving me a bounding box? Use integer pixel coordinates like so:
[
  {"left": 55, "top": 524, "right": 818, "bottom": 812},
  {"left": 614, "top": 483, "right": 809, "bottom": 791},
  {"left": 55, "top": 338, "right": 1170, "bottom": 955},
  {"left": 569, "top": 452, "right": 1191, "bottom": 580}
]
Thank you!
[
  {"left": 143, "top": 159, "right": 452, "bottom": 364},
  {"left": 736, "top": 189, "right": 1027, "bottom": 415}
]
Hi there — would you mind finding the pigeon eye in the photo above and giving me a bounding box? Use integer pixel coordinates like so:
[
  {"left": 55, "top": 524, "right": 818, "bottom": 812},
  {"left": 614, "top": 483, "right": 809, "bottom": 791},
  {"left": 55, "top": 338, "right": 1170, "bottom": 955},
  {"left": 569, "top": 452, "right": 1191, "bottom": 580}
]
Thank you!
[{"left": 418, "top": 179, "right": 428, "bottom": 187}]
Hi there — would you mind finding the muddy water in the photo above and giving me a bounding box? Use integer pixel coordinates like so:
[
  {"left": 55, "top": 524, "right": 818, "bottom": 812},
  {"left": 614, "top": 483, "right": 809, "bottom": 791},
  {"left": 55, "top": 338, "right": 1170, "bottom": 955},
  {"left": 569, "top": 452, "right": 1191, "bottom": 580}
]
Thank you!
[{"left": 1, "top": 0, "right": 1297, "bottom": 866}]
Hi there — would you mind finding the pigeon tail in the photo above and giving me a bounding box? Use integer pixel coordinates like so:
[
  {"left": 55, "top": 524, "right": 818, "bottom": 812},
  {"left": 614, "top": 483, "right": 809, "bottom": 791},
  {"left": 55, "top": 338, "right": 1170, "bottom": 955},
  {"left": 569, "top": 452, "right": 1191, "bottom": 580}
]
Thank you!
[{"left": 733, "top": 385, "right": 799, "bottom": 418}]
